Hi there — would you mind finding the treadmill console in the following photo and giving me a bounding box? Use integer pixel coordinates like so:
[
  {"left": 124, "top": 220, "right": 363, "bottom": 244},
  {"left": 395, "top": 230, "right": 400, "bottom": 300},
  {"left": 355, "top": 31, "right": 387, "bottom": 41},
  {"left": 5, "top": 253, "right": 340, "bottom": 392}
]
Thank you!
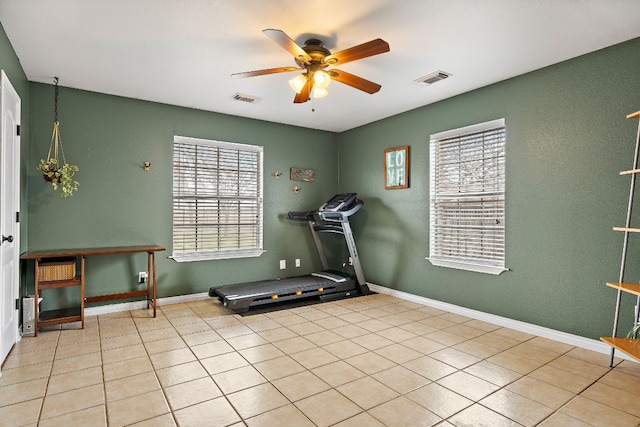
[
  {"left": 319, "top": 193, "right": 357, "bottom": 212},
  {"left": 289, "top": 193, "right": 362, "bottom": 222}
]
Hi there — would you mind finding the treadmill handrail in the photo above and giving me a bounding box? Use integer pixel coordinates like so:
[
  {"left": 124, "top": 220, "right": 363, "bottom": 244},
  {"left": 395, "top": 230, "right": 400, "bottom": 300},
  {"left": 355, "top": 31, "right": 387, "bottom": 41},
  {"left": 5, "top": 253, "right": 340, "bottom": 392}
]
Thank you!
[
  {"left": 288, "top": 210, "right": 316, "bottom": 221},
  {"left": 314, "top": 225, "right": 344, "bottom": 234}
]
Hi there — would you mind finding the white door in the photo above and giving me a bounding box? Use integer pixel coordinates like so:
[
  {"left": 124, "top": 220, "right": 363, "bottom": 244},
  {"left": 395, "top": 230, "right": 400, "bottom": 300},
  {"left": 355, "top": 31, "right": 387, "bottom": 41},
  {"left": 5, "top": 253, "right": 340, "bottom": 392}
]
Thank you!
[{"left": 0, "top": 70, "right": 21, "bottom": 370}]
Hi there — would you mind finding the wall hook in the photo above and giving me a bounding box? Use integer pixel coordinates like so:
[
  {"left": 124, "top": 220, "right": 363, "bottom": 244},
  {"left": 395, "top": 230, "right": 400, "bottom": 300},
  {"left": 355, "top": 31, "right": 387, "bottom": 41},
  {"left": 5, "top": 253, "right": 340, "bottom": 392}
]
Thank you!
[
  {"left": 143, "top": 161, "right": 151, "bottom": 171},
  {"left": 273, "top": 171, "right": 282, "bottom": 179},
  {"left": 293, "top": 186, "right": 302, "bottom": 193}
]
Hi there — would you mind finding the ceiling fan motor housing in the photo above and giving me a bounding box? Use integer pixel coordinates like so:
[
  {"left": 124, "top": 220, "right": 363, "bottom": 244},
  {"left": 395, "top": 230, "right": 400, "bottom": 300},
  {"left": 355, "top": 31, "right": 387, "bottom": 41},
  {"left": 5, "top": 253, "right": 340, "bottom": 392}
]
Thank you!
[{"left": 296, "top": 39, "right": 334, "bottom": 70}]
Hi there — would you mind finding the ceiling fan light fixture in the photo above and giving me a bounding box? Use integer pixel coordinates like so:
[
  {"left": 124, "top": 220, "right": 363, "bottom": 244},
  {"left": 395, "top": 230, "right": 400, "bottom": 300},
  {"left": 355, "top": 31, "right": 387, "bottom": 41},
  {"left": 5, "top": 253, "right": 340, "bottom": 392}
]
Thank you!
[
  {"left": 313, "top": 70, "right": 331, "bottom": 89},
  {"left": 313, "top": 88, "right": 328, "bottom": 98},
  {"left": 288, "top": 74, "right": 308, "bottom": 94},
  {"left": 236, "top": 30, "right": 390, "bottom": 104}
]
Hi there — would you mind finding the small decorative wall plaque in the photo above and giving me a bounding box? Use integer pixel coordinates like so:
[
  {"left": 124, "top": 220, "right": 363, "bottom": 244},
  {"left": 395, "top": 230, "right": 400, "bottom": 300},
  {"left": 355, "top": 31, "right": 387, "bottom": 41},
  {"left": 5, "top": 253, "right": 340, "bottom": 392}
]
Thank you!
[
  {"left": 384, "top": 146, "right": 409, "bottom": 189},
  {"left": 290, "top": 167, "right": 315, "bottom": 182}
]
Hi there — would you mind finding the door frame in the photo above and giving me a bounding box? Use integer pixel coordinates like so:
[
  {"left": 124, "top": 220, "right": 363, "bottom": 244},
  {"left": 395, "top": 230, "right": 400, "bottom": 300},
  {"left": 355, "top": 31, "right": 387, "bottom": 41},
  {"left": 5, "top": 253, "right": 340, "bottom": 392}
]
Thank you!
[{"left": 0, "top": 69, "right": 21, "bottom": 374}]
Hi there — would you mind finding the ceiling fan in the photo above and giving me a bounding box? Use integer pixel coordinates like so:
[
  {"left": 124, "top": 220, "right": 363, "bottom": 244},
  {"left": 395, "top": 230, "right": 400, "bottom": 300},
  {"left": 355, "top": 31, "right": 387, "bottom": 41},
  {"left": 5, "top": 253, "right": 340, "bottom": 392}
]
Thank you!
[{"left": 233, "top": 29, "right": 390, "bottom": 103}]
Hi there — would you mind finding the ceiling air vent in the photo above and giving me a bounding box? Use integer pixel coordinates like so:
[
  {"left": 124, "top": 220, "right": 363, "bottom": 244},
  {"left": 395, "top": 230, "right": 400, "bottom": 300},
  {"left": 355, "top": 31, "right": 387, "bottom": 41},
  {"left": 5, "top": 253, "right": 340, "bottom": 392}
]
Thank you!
[
  {"left": 415, "top": 71, "right": 451, "bottom": 85},
  {"left": 232, "top": 93, "right": 260, "bottom": 103}
]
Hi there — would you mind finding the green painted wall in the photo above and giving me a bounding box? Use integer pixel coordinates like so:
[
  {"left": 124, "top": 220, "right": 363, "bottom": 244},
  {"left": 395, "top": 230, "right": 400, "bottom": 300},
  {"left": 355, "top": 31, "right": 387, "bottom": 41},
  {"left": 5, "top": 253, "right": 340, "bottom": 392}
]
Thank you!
[
  {"left": 338, "top": 37, "right": 640, "bottom": 340},
  {"left": 7, "top": 14, "right": 640, "bottom": 341},
  {"left": 26, "top": 84, "right": 341, "bottom": 308}
]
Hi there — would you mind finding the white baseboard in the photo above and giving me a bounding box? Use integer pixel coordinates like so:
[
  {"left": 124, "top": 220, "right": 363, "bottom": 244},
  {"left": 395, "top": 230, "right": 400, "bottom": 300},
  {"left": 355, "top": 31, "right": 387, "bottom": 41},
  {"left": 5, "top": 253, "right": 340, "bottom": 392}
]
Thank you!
[
  {"left": 84, "top": 292, "right": 210, "bottom": 317},
  {"left": 82, "top": 284, "right": 632, "bottom": 363},
  {"left": 367, "top": 283, "right": 634, "bottom": 362}
]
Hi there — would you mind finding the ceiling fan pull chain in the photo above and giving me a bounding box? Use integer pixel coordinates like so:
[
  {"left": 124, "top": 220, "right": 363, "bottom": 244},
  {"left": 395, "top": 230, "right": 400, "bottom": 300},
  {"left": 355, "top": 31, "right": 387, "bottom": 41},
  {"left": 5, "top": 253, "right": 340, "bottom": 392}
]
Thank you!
[{"left": 308, "top": 73, "right": 314, "bottom": 112}]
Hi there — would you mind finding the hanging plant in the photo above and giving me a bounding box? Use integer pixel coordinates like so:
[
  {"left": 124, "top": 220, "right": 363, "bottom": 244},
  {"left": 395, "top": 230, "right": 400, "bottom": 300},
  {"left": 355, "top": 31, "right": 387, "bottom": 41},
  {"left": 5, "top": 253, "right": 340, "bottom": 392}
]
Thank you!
[
  {"left": 38, "top": 157, "right": 79, "bottom": 197},
  {"left": 38, "top": 77, "right": 79, "bottom": 197},
  {"left": 626, "top": 323, "right": 640, "bottom": 341}
]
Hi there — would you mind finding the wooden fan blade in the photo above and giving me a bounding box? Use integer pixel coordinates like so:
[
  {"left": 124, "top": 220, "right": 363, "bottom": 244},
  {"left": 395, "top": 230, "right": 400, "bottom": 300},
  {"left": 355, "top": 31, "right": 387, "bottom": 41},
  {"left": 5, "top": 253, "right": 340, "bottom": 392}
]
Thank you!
[
  {"left": 263, "top": 29, "right": 312, "bottom": 64},
  {"left": 324, "top": 39, "right": 389, "bottom": 66},
  {"left": 232, "top": 66, "right": 301, "bottom": 78},
  {"left": 293, "top": 80, "right": 311, "bottom": 103},
  {"left": 329, "top": 69, "right": 382, "bottom": 94}
]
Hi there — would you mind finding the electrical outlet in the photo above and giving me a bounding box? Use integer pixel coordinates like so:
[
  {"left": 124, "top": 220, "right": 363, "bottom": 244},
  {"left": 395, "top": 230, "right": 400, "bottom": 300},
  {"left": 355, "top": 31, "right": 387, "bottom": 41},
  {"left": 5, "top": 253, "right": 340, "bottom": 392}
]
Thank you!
[
  {"left": 279, "top": 259, "right": 286, "bottom": 270},
  {"left": 295, "top": 258, "right": 301, "bottom": 267},
  {"left": 138, "top": 272, "right": 148, "bottom": 283}
]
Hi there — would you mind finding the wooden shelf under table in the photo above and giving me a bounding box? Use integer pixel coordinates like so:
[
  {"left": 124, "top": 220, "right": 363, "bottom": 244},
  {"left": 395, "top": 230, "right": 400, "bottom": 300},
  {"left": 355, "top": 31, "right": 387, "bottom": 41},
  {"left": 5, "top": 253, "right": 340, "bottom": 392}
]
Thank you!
[
  {"left": 38, "top": 307, "right": 82, "bottom": 328},
  {"left": 605, "top": 282, "right": 640, "bottom": 297},
  {"left": 613, "top": 227, "right": 640, "bottom": 233},
  {"left": 38, "top": 277, "right": 82, "bottom": 290},
  {"left": 600, "top": 337, "right": 640, "bottom": 363}
]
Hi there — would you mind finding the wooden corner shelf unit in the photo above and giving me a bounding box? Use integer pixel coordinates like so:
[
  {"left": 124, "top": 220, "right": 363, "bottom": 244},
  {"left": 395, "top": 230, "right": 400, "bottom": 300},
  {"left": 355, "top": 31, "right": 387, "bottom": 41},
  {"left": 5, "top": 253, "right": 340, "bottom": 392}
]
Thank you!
[
  {"left": 20, "top": 245, "right": 165, "bottom": 336},
  {"left": 602, "top": 110, "right": 640, "bottom": 365},
  {"left": 34, "top": 256, "right": 84, "bottom": 331}
]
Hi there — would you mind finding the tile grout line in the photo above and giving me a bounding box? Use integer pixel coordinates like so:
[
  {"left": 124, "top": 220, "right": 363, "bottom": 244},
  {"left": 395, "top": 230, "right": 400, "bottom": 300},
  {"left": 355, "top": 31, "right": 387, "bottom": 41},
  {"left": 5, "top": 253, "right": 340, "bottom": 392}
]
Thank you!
[
  {"left": 163, "top": 303, "right": 251, "bottom": 426},
  {"left": 36, "top": 327, "right": 60, "bottom": 426},
  {"left": 138, "top": 307, "right": 184, "bottom": 427},
  {"left": 3, "top": 295, "right": 638, "bottom": 426},
  {"left": 98, "top": 314, "right": 108, "bottom": 426}
]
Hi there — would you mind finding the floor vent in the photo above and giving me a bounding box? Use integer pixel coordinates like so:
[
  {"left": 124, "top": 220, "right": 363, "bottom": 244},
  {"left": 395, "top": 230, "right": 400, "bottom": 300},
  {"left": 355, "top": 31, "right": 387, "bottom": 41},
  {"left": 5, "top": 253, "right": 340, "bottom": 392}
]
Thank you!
[
  {"left": 415, "top": 71, "right": 451, "bottom": 85},
  {"left": 232, "top": 93, "right": 260, "bottom": 103}
]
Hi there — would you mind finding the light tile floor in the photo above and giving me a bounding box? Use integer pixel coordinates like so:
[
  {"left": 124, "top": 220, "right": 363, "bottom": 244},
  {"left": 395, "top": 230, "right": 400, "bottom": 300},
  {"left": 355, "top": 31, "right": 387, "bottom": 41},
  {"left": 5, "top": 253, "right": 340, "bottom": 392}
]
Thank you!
[{"left": 1, "top": 293, "right": 640, "bottom": 426}]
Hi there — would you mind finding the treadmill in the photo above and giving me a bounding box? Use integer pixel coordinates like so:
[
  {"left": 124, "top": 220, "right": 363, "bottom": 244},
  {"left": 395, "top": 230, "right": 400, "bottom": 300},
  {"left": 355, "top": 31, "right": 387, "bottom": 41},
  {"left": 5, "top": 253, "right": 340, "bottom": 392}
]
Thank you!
[{"left": 209, "top": 193, "right": 370, "bottom": 313}]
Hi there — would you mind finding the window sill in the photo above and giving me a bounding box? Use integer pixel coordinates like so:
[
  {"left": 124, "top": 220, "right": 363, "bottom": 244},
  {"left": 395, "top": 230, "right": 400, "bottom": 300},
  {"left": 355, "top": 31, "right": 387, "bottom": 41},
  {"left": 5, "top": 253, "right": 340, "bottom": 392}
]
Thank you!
[
  {"left": 171, "top": 249, "right": 264, "bottom": 262},
  {"left": 426, "top": 257, "right": 508, "bottom": 275}
]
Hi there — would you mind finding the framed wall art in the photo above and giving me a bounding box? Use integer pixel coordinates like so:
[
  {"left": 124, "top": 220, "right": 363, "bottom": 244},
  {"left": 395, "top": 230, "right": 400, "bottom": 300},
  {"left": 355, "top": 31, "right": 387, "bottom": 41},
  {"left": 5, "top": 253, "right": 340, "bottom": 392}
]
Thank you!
[
  {"left": 384, "top": 145, "right": 409, "bottom": 189},
  {"left": 290, "top": 167, "right": 315, "bottom": 182}
]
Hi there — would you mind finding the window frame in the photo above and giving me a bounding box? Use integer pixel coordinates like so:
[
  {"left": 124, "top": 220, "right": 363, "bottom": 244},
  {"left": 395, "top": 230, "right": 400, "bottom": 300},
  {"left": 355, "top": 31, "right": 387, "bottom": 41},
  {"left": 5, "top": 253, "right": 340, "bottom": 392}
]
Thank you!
[
  {"left": 171, "top": 135, "right": 264, "bottom": 262},
  {"left": 427, "top": 118, "right": 507, "bottom": 275}
]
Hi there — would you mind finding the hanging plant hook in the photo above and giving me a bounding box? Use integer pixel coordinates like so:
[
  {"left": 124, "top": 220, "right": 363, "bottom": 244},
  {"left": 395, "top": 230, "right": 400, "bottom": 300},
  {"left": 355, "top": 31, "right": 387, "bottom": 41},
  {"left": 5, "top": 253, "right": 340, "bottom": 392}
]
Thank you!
[
  {"left": 37, "top": 77, "right": 80, "bottom": 197},
  {"left": 53, "top": 76, "right": 59, "bottom": 123}
]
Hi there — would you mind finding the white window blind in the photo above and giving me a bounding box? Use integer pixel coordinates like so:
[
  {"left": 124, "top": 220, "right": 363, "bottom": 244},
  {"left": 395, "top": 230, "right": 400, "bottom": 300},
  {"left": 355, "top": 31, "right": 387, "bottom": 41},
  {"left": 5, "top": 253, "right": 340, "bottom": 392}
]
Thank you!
[
  {"left": 428, "top": 118, "right": 506, "bottom": 275},
  {"left": 172, "top": 136, "right": 263, "bottom": 262}
]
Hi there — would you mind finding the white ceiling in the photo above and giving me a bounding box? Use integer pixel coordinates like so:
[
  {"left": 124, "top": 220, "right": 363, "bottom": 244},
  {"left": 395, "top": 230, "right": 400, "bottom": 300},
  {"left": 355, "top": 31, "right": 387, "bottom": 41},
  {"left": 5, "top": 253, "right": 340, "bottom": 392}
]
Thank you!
[{"left": 1, "top": 0, "right": 640, "bottom": 132}]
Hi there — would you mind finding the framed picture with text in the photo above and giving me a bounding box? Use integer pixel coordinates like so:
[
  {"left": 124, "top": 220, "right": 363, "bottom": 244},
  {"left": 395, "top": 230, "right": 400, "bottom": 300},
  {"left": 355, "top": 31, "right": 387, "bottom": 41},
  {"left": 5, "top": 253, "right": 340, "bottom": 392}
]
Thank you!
[{"left": 384, "top": 146, "right": 409, "bottom": 189}]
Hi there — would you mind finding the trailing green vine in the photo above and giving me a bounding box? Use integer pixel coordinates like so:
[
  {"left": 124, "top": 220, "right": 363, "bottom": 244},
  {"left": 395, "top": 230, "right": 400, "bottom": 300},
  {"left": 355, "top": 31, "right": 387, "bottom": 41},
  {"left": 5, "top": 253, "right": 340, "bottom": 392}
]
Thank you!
[
  {"left": 626, "top": 322, "right": 640, "bottom": 341},
  {"left": 38, "top": 158, "right": 79, "bottom": 197}
]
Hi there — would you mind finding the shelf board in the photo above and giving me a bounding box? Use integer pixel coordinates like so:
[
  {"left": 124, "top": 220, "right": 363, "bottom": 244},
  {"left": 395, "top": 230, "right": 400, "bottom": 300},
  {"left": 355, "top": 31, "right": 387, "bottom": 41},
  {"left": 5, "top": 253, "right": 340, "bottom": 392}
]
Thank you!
[
  {"left": 613, "top": 227, "right": 640, "bottom": 233},
  {"left": 601, "top": 337, "right": 640, "bottom": 363},
  {"left": 39, "top": 307, "right": 82, "bottom": 327},
  {"left": 620, "top": 169, "right": 640, "bottom": 176},
  {"left": 38, "top": 277, "right": 82, "bottom": 289},
  {"left": 605, "top": 282, "right": 640, "bottom": 297},
  {"left": 85, "top": 290, "right": 148, "bottom": 303}
]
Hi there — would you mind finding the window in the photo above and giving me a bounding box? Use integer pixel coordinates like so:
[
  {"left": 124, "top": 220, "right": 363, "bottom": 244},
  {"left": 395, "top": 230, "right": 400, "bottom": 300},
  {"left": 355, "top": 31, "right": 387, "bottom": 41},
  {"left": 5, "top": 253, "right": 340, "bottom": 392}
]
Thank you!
[
  {"left": 172, "top": 136, "right": 263, "bottom": 262},
  {"left": 428, "top": 118, "right": 506, "bottom": 275}
]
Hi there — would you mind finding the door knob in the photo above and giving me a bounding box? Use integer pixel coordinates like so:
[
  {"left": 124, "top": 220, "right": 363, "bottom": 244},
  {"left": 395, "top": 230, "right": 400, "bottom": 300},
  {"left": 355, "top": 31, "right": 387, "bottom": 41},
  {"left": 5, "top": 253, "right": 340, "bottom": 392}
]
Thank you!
[{"left": 2, "top": 235, "right": 13, "bottom": 243}]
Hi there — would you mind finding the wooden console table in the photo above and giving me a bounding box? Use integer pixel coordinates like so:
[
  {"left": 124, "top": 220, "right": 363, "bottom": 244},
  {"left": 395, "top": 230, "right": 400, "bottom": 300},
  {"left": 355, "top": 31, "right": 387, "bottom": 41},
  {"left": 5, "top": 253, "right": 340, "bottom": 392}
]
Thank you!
[{"left": 21, "top": 245, "right": 165, "bottom": 335}]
